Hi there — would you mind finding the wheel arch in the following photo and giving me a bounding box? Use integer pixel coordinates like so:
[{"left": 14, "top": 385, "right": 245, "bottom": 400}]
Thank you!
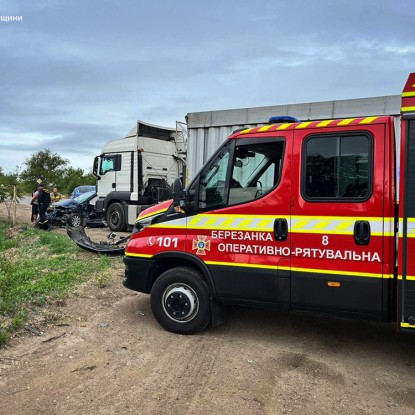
[
  {"left": 101, "top": 191, "right": 131, "bottom": 211},
  {"left": 149, "top": 252, "right": 217, "bottom": 298}
]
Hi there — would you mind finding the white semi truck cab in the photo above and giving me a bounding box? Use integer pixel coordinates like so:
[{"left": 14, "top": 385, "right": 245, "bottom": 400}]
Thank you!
[{"left": 92, "top": 120, "right": 185, "bottom": 231}]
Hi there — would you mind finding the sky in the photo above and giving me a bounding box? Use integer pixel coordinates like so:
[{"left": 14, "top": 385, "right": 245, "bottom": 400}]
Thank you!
[{"left": 0, "top": 0, "right": 414, "bottom": 174}]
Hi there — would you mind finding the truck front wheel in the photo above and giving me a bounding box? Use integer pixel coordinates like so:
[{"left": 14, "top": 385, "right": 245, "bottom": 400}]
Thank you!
[
  {"left": 150, "top": 267, "right": 211, "bottom": 334},
  {"left": 106, "top": 203, "right": 126, "bottom": 231}
]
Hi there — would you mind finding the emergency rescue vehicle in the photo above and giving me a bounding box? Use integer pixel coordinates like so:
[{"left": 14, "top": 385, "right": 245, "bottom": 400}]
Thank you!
[{"left": 123, "top": 73, "right": 415, "bottom": 334}]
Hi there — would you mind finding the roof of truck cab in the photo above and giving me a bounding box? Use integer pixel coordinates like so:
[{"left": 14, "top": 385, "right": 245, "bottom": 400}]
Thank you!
[
  {"left": 229, "top": 115, "right": 391, "bottom": 139},
  {"left": 126, "top": 120, "right": 176, "bottom": 140}
]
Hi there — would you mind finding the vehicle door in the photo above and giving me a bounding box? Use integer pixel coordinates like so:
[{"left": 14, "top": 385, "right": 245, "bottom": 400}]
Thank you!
[
  {"left": 290, "top": 121, "right": 387, "bottom": 318},
  {"left": 185, "top": 132, "right": 293, "bottom": 305},
  {"left": 96, "top": 153, "right": 122, "bottom": 197}
]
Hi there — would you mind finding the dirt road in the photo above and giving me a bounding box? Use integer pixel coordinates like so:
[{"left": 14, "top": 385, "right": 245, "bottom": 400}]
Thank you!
[{"left": 1, "top": 203, "right": 415, "bottom": 414}]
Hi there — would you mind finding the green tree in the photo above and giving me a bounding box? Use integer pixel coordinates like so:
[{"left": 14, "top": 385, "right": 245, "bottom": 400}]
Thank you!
[
  {"left": 0, "top": 167, "right": 21, "bottom": 202},
  {"left": 18, "top": 149, "right": 96, "bottom": 196},
  {"left": 59, "top": 167, "right": 96, "bottom": 195},
  {"left": 20, "top": 149, "right": 69, "bottom": 192}
]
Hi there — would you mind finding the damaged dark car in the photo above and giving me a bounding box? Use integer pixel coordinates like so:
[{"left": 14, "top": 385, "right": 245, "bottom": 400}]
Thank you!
[{"left": 47, "top": 191, "right": 104, "bottom": 228}]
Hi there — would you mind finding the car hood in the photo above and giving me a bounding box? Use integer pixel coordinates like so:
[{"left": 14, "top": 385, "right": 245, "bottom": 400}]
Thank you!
[{"left": 52, "top": 199, "right": 79, "bottom": 209}]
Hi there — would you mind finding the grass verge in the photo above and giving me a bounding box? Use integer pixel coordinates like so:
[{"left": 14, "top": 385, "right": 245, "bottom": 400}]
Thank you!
[{"left": 0, "top": 221, "right": 115, "bottom": 346}]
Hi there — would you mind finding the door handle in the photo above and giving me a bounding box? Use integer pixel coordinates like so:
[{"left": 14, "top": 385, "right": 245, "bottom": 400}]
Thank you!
[
  {"left": 354, "top": 220, "right": 371, "bottom": 245},
  {"left": 274, "top": 218, "right": 288, "bottom": 242}
]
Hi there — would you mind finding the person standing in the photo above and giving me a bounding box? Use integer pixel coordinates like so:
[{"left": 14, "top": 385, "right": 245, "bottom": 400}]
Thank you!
[
  {"left": 51, "top": 187, "right": 63, "bottom": 203},
  {"left": 30, "top": 184, "right": 40, "bottom": 223},
  {"left": 37, "top": 183, "right": 52, "bottom": 230}
]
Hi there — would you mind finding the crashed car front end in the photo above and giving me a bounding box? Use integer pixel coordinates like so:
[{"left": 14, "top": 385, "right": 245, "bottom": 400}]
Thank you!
[
  {"left": 47, "top": 191, "right": 98, "bottom": 228},
  {"left": 50, "top": 206, "right": 83, "bottom": 227}
]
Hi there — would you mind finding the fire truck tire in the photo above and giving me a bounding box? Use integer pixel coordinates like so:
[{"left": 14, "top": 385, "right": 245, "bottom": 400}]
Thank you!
[
  {"left": 106, "top": 203, "right": 126, "bottom": 231},
  {"left": 67, "top": 213, "right": 82, "bottom": 227},
  {"left": 150, "top": 267, "right": 211, "bottom": 334}
]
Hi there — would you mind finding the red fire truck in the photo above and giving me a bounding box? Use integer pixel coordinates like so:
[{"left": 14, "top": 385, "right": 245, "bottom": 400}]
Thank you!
[{"left": 123, "top": 73, "right": 415, "bottom": 334}]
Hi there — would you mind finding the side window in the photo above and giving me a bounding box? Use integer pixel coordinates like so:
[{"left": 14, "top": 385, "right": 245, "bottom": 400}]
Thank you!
[
  {"left": 198, "top": 149, "right": 230, "bottom": 210},
  {"left": 100, "top": 154, "right": 121, "bottom": 175},
  {"left": 304, "top": 134, "right": 372, "bottom": 200},
  {"left": 229, "top": 140, "right": 284, "bottom": 205}
]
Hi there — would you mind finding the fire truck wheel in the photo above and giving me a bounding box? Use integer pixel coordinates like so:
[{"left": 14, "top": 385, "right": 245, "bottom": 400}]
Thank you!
[
  {"left": 106, "top": 203, "right": 126, "bottom": 231},
  {"left": 151, "top": 267, "right": 211, "bottom": 334}
]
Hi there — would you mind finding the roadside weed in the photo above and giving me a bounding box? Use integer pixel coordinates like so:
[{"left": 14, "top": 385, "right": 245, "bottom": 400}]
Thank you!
[{"left": 0, "top": 222, "right": 118, "bottom": 346}]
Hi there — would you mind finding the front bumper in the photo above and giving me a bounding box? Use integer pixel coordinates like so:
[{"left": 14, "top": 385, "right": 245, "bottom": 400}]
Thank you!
[{"left": 123, "top": 256, "right": 155, "bottom": 294}]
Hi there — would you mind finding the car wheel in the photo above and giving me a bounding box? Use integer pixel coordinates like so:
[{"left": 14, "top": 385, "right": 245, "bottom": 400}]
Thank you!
[
  {"left": 67, "top": 213, "right": 82, "bottom": 227},
  {"left": 150, "top": 267, "right": 211, "bottom": 334},
  {"left": 106, "top": 203, "right": 126, "bottom": 231}
]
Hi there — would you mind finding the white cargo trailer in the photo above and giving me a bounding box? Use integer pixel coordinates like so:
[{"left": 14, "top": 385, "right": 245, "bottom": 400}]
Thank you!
[{"left": 186, "top": 95, "right": 401, "bottom": 181}]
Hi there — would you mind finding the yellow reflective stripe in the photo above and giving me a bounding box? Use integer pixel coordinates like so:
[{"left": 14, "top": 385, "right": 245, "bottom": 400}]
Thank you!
[
  {"left": 195, "top": 214, "right": 279, "bottom": 220},
  {"left": 291, "top": 266, "right": 382, "bottom": 278},
  {"left": 401, "top": 322, "right": 415, "bottom": 328},
  {"left": 359, "top": 116, "right": 378, "bottom": 124},
  {"left": 240, "top": 128, "right": 253, "bottom": 134},
  {"left": 402, "top": 106, "right": 415, "bottom": 112},
  {"left": 137, "top": 208, "right": 168, "bottom": 221},
  {"left": 206, "top": 260, "right": 278, "bottom": 270},
  {"left": 292, "top": 215, "right": 384, "bottom": 221},
  {"left": 292, "top": 219, "right": 310, "bottom": 230},
  {"left": 151, "top": 214, "right": 394, "bottom": 237},
  {"left": 314, "top": 221, "right": 331, "bottom": 230},
  {"left": 397, "top": 275, "right": 415, "bottom": 281},
  {"left": 150, "top": 214, "right": 394, "bottom": 235},
  {"left": 239, "top": 219, "right": 252, "bottom": 227},
  {"left": 205, "top": 218, "right": 218, "bottom": 226},
  {"left": 290, "top": 229, "right": 384, "bottom": 236},
  {"left": 398, "top": 217, "right": 415, "bottom": 237},
  {"left": 337, "top": 118, "right": 356, "bottom": 125},
  {"left": 221, "top": 218, "right": 235, "bottom": 227},
  {"left": 124, "top": 252, "right": 153, "bottom": 258},
  {"left": 316, "top": 120, "right": 334, "bottom": 127},
  {"left": 276, "top": 123, "right": 291, "bottom": 130},
  {"left": 257, "top": 218, "right": 273, "bottom": 227},
  {"left": 296, "top": 122, "right": 313, "bottom": 129},
  {"left": 189, "top": 217, "right": 203, "bottom": 226},
  {"left": 402, "top": 91, "right": 415, "bottom": 97},
  {"left": 334, "top": 221, "right": 354, "bottom": 231},
  {"left": 406, "top": 233, "right": 415, "bottom": 238},
  {"left": 258, "top": 125, "right": 273, "bottom": 132}
]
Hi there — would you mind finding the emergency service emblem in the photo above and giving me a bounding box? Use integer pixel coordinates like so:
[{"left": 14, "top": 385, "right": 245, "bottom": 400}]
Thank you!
[{"left": 192, "top": 235, "right": 211, "bottom": 255}]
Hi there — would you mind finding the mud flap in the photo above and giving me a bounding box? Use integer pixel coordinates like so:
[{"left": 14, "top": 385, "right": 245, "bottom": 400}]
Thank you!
[
  {"left": 211, "top": 298, "right": 228, "bottom": 328},
  {"left": 66, "top": 226, "right": 126, "bottom": 255}
]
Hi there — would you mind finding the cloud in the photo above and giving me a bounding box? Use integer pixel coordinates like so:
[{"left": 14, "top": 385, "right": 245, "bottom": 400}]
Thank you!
[{"left": 0, "top": 0, "right": 414, "bottom": 173}]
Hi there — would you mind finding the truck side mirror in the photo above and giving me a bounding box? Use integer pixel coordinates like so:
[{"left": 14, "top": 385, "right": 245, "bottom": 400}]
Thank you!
[
  {"left": 93, "top": 156, "right": 99, "bottom": 177},
  {"left": 172, "top": 177, "right": 184, "bottom": 212}
]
